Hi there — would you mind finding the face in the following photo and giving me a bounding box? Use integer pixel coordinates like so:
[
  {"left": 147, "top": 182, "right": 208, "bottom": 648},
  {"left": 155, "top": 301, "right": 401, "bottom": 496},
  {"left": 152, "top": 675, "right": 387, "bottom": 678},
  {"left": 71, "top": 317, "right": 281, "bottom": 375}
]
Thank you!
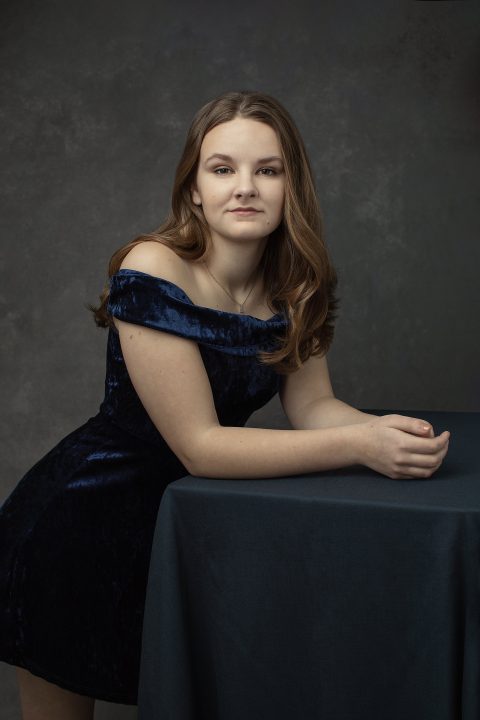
[{"left": 191, "top": 117, "right": 285, "bottom": 247}]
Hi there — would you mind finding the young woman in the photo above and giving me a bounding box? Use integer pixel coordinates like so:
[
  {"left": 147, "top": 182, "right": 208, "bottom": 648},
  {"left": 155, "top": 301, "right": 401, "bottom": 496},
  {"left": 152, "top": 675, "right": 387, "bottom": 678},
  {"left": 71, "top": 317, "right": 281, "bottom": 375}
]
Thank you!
[{"left": 0, "top": 90, "right": 450, "bottom": 719}]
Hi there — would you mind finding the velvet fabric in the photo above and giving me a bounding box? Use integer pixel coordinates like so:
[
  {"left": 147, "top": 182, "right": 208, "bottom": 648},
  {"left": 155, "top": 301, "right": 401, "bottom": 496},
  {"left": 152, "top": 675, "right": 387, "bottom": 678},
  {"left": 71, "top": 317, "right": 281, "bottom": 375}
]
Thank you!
[{"left": 0, "top": 268, "right": 288, "bottom": 704}]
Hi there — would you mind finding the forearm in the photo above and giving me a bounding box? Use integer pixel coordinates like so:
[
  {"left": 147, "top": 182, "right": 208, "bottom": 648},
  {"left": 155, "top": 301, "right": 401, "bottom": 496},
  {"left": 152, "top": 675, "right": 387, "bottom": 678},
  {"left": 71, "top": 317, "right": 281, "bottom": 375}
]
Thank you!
[
  {"left": 188, "top": 423, "right": 364, "bottom": 479},
  {"left": 292, "top": 396, "right": 378, "bottom": 430}
]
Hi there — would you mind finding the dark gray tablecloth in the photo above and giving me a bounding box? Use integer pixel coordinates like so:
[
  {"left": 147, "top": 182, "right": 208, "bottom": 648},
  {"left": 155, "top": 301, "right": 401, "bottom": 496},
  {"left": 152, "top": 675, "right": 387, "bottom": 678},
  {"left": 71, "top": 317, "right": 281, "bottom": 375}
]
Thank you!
[{"left": 138, "top": 411, "right": 480, "bottom": 720}]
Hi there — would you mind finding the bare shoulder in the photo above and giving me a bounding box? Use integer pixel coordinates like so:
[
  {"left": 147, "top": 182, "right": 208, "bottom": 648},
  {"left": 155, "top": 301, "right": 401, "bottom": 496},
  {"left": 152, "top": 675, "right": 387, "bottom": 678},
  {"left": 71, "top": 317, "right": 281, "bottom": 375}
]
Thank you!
[{"left": 119, "top": 240, "right": 191, "bottom": 286}]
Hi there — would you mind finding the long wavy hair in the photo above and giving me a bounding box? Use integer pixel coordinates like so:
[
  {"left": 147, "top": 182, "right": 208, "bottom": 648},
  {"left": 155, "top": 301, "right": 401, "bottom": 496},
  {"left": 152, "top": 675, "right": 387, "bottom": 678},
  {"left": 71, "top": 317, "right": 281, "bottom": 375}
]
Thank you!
[{"left": 90, "top": 89, "right": 339, "bottom": 373}]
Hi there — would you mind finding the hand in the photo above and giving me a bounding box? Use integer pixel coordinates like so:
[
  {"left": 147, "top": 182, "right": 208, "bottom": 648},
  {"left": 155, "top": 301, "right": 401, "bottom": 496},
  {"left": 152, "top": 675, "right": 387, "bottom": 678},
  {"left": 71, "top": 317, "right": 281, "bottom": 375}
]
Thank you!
[{"left": 358, "top": 414, "right": 450, "bottom": 480}]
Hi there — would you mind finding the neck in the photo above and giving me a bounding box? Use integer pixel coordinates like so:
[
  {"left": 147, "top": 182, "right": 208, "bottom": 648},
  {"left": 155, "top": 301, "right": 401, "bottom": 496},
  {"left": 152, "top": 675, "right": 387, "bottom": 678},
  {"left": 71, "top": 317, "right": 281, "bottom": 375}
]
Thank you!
[{"left": 203, "top": 236, "right": 267, "bottom": 296}]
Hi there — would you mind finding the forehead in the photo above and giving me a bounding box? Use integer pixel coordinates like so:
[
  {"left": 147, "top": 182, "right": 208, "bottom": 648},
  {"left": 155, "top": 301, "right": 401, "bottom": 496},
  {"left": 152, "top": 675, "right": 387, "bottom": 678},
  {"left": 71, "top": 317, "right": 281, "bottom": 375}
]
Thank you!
[{"left": 200, "top": 117, "right": 281, "bottom": 158}]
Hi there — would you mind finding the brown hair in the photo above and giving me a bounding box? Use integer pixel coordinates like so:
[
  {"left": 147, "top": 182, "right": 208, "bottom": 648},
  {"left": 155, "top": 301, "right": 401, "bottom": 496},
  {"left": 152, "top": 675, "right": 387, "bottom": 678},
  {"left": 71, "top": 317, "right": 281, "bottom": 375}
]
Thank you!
[{"left": 90, "top": 89, "right": 339, "bottom": 373}]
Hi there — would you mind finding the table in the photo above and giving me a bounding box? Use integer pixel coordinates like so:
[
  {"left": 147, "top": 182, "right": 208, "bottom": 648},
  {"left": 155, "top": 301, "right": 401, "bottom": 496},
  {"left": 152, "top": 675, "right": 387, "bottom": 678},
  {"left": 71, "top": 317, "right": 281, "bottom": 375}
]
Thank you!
[{"left": 138, "top": 411, "right": 480, "bottom": 720}]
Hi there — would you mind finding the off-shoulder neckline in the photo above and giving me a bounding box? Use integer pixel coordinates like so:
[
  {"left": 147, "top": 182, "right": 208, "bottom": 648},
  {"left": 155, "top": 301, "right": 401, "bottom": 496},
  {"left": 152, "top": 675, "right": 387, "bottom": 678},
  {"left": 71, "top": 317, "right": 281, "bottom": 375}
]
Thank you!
[{"left": 113, "top": 268, "right": 286, "bottom": 323}]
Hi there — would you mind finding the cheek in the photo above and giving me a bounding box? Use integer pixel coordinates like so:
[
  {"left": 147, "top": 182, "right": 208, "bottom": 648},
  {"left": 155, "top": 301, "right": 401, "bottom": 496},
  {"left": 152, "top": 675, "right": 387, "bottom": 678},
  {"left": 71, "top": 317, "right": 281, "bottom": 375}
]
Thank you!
[
  {"left": 266, "top": 181, "right": 285, "bottom": 202},
  {"left": 270, "top": 188, "right": 285, "bottom": 213},
  {"left": 197, "top": 176, "right": 225, "bottom": 205},
  {"left": 204, "top": 186, "right": 228, "bottom": 206}
]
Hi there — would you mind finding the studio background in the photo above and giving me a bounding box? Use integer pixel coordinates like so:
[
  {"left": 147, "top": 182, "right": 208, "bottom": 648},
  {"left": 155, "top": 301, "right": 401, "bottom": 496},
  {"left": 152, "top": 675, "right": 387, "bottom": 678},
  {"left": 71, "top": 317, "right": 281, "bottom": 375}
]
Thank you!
[{"left": 1, "top": 1, "right": 479, "bottom": 718}]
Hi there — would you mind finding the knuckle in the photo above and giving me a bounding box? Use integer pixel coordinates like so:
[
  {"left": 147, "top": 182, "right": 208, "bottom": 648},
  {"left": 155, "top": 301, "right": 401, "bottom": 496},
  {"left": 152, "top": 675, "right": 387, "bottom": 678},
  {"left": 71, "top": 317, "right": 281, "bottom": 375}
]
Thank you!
[{"left": 393, "top": 452, "right": 404, "bottom": 466}]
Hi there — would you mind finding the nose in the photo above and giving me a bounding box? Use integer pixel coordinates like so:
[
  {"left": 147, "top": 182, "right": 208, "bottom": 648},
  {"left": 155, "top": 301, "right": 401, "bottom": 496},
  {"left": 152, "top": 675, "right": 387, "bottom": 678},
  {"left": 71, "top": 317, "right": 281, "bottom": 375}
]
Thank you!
[{"left": 234, "top": 170, "right": 259, "bottom": 198}]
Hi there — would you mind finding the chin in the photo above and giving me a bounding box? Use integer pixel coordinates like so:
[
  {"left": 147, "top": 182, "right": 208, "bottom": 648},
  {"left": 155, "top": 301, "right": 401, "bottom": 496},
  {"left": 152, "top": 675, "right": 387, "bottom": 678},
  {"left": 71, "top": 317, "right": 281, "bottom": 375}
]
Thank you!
[{"left": 229, "top": 229, "right": 266, "bottom": 240}]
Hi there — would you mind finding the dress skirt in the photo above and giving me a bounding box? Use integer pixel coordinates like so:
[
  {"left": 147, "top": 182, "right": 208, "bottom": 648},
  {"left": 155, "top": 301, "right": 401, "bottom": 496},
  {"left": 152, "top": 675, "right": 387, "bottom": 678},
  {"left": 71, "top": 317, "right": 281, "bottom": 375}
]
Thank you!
[{"left": 0, "top": 411, "right": 185, "bottom": 704}]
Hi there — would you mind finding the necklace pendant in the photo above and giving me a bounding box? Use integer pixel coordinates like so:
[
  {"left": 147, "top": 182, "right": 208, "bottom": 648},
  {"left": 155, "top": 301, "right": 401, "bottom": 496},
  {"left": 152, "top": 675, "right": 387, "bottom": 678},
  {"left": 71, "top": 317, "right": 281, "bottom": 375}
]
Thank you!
[{"left": 203, "top": 261, "right": 256, "bottom": 317}]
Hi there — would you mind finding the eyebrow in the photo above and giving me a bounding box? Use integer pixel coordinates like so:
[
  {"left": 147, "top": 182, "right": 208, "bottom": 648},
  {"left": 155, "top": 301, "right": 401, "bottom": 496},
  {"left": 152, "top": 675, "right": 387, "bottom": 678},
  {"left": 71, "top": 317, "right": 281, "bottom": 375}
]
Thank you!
[{"left": 204, "top": 153, "right": 283, "bottom": 164}]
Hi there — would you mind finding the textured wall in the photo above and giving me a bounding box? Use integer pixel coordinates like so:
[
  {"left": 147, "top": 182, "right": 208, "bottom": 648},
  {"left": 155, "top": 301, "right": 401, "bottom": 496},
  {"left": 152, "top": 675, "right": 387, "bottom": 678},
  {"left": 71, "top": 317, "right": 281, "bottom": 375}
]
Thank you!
[
  {"left": 1, "top": 0, "right": 479, "bottom": 713},
  {"left": 2, "top": 0, "right": 479, "bottom": 500}
]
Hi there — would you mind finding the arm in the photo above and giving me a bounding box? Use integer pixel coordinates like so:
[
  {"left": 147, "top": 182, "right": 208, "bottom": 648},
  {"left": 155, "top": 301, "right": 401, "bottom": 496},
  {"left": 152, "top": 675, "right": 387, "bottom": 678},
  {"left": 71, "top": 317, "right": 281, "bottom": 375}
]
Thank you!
[
  {"left": 114, "top": 242, "right": 449, "bottom": 480},
  {"left": 279, "top": 351, "right": 450, "bottom": 478},
  {"left": 279, "top": 353, "right": 377, "bottom": 429},
  {"left": 115, "top": 319, "right": 361, "bottom": 478},
  {"left": 115, "top": 318, "right": 449, "bottom": 481}
]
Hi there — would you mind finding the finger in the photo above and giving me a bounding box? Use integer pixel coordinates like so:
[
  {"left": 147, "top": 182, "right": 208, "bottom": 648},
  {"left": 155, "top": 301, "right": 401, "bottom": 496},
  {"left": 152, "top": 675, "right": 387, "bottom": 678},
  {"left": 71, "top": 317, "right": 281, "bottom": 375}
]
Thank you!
[
  {"left": 419, "top": 430, "right": 450, "bottom": 454},
  {"left": 395, "top": 465, "right": 438, "bottom": 479},
  {"left": 383, "top": 414, "right": 435, "bottom": 437},
  {"left": 397, "top": 440, "right": 450, "bottom": 475},
  {"left": 389, "top": 463, "right": 445, "bottom": 479},
  {"left": 393, "top": 472, "right": 422, "bottom": 480},
  {"left": 397, "top": 448, "right": 447, "bottom": 469},
  {"left": 397, "top": 430, "right": 450, "bottom": 455}
]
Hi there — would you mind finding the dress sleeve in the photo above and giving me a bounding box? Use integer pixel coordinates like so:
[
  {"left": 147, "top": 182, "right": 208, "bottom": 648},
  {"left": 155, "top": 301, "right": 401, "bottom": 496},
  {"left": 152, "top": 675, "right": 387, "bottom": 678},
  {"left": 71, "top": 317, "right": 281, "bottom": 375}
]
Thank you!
[
  {"left": 108, "top": 269, "right": 204, "bottom": 342},
  {"left": 107, "top": 269, "right": 288, "bottom": 356}
]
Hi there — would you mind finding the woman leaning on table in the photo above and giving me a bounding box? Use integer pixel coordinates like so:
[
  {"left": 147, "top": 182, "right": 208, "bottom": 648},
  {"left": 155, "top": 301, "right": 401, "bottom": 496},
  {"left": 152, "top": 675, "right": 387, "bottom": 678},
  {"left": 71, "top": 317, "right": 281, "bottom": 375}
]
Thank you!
[{"left": 0, "top": 89, "right": 450, "bottom": 720}]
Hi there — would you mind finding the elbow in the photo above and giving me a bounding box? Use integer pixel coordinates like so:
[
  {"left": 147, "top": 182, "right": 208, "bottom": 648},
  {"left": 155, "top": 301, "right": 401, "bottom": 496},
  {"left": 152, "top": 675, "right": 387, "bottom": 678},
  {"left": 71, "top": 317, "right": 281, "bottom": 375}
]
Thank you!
[
  {"left": 282, "top": 395, "right": 335, "bottom": 431},
  {"left": 182, "top": 456, "right": 206, "bottom": 477},
  {"left": 177, "top": 450, "right": 203, "bottom": 477},
  {"left": 183, "top": 456, "right": 216, "bottom": 479},
  {"left": 176, "top": 428, "right": 217, "bottom": 478}
]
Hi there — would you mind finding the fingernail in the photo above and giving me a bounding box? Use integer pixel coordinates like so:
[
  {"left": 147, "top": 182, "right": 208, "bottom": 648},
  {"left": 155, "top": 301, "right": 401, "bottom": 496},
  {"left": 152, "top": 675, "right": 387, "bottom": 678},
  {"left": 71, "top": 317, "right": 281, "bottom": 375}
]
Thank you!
[{"left": 422, "top": 424, "right": 430, "bottom": 431}]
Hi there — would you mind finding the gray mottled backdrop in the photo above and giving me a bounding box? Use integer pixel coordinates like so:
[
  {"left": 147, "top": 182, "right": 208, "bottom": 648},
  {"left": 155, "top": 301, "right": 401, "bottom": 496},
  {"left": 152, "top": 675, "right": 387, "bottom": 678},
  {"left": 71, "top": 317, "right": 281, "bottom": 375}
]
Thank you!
[{"left": 1, "top": 1, "right": 479, "bottom": 717}]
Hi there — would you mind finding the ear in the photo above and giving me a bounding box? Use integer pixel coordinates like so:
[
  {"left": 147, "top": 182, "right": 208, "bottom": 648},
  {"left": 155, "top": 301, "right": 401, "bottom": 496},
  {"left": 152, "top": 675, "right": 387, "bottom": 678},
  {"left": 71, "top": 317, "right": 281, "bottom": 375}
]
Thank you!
[{"left": 191, "top": 185, "right": 202, "bottom": 206}]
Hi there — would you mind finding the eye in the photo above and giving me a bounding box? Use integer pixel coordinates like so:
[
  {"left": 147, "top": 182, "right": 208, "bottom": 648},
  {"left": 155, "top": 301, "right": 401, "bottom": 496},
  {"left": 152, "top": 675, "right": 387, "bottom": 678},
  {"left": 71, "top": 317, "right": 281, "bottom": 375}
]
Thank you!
[{"left": 212, "top": 167, "right": 279, "bottom": 176}]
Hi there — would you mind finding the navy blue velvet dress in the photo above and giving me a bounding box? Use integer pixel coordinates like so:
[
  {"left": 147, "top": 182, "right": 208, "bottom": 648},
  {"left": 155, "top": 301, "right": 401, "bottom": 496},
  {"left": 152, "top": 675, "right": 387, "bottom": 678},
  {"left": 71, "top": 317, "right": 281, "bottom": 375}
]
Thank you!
[{"left": 0, "top": 269, "right": 288, "bottom": 704}]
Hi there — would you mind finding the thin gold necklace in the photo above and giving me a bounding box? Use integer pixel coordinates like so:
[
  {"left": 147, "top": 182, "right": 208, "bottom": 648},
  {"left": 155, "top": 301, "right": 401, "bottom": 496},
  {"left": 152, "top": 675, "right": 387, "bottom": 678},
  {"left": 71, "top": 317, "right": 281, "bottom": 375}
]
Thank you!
[{"left": 203, "top": 261, "right": 258, "bottom": 314}]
